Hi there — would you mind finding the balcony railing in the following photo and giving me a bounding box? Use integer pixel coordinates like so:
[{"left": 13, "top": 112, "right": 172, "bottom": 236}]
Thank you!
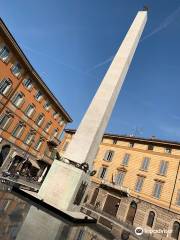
[{"left": 100, "top": 180, "right": 130, "bottom": 195}]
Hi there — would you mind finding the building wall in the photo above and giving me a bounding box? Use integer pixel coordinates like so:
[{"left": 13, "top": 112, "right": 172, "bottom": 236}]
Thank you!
[
  {"left": 0, "top": 19, "right": 72, "bottom": 187},
  {"left": 60, "top": 130, "right": 180, "bottom": 239}
]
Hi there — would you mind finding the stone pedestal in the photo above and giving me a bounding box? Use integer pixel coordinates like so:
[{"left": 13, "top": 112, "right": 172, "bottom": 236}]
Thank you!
[{"left": 38, "top": 161, "right": 87, "bottom": 211}]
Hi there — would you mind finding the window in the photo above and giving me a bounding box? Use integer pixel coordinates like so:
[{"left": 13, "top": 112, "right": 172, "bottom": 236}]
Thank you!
[
  {"left": 23, "top": 78, "right": 32, "bottom": 90},
  {"left": 0, "top": 78, "right": 12, "bottom": 95},
  {"left": 8, "top": 225, "right": 19, "bottom": 240},
  {"left": 76, "top": 230, "right": 84, "bottom": 240},
  {"left": 35, "top": 114, "right": 44, "bottom": 126},
  {"left": 0, "top": 113, "right": 12, "bottom": 130},
  {"left": 90, "top": 188, "right": 99, "bottom": 205},
  {"left": 0, "top": 45, "right": 10, "bottom": 61},
  {"left": 129, "top": 142, "right": 134, "bottom": 148},
  {"left": 59, "top": 119, "right": 64, "bottom": 126},
  {"left": 12, "top": 92, "right": 24, "bottom": 107},
  {"left": 176, "top": 190, "right": 180, "bottom": 206},
  {"left": 113, "top": 139, "right": 117, "bottom": 144},
  {"left": 12, "top": 122, "right": 25, "bottom": 138},
  {"left": 103, "top": 150, "right": 114, "bottom": 161},
  {"left": 25, "top": 104, "right": 35, "bottom": 117},
  {"left": 152, "top": 181, "right": 163, "bottom": 199},
  {"left": 140, "top": 157, "right": 150, "bottom": 171},
  {"left": 44, "top": 100, "right": 50, "bottom": 110},
  {"left": 115, "top": 171, "right": 125, "bottom": 185},
  {"left": 34, "top": 138, "right": 44, "bottom": 151},
  {"left": 0, "top": 200, "right": 10, "bottom": 213},
  {"left": 44, "top": 121, "right": 52, "bottom": 132},
  {"left": 147, "top": 211, "right": 155, "bottom": 228},
  {"left": 98, "top": 167, "right": 107, "bottom": 179},
  {"left": 52, "top": 128, "right": 58, "bottom": 138},
  {"left": 63, "top": 142, "right": 69, "bottom": 151},
  {"left": 57, "top": 132, "right": 62, "bottom": 141},
  {"left": 148, "top": 144, "right": 154, "bottom": 150},
  {"left": 11, "top": 62, "right": 22, "bottom": 76},
  {"left": 135, "top": 176, "right": 145, "bottom": 192},
  {"left": 122, "top": 153, "right": 130, "bottom": 166},
  {"left": 24, "top": 132, "right": 35, "bottom": 145},
  {"left": 35, "top": 90, "right": 43, "bottom": 101},
  {"left": 158, "top": 160, "right": 168, "bottom": 176},
  {"left": 171, "top": 221, "right": 180, "bottom": 240},
  {"left": 165, "top": 148, "right": 171, "bottom": 154},
  {"left": 53, "top": 111, "right": 58, "bottom": 119}
]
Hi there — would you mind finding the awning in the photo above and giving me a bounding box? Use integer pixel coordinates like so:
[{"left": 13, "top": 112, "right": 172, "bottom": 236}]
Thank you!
[
  {"left": 38, "top": 157, "right": 53, "bottom": 165},
  {"left": 28, "top": 159, "right": 40, "bottom": 169}
]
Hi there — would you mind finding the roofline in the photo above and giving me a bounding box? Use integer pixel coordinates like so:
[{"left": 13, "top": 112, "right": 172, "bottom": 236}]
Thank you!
[
  {"left": 0, "top": 18, "right": 72, "bottom": 123},
  {"left": 64, "top": 129, "right": 180, "bottom": 149}
]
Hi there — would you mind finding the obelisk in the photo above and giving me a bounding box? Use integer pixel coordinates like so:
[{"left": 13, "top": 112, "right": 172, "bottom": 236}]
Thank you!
[
  {"left": 38, "top": 9, "right": 147, "bottom": 210},
  {"left": 17, "top": 9, "right": 147, "bottom": 240}
]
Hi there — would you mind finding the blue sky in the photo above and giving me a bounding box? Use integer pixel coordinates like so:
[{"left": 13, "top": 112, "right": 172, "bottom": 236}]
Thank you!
[{"left": 1, "top": 0, "right": 180, "bottom": 141}]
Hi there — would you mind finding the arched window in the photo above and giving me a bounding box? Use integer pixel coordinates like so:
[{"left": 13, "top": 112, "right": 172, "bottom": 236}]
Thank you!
[
  {"left": 172, "top": 221, "right": 180, "bottom": 240},
  {"left": 126, "top": 201, "right": 137, "bottom": 225},
  {"left": 147, "top": 211, "right": 155, "bottom": 227},
  {"left": 0, "top": 145, "right": 11, "bottom": 167},
  {"left": 0, "top": 78, "right": 12, "bottom": 95}
]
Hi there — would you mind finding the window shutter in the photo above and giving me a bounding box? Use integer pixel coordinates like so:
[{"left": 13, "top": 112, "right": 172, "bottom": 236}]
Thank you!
[
  {"left": 20, "top": 97, "right": 25, "bottom": 108},
  {"left": 11, "top": 92, "right": 17, "bottom": 104},
  {"left": 104, "top": 168, "right": 108, "bottom": 179},
  {"left": 103, "top": 150, "right": 109, "bottom": 160},
  {"left": 110, "top": 151, "right": 114, "bottom": 161},
  {"left": 98, "top": 167, "right": 103, "bottom": 178},
  {"left": 176, "top": 190, "right": 180, "bottom": 206}
]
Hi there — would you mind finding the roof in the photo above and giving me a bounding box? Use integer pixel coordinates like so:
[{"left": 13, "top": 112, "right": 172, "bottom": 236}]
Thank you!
[
  {"left": 64, "top": 129, "right": 180, "bottom": 150},
  {"left": 0, "top": 18, "right": 72, "bottom": 123}
]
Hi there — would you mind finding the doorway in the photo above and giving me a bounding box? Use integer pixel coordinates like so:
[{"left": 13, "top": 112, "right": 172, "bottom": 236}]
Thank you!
[
  {"left": 126, "top": 201, "right": 137, "bottom": 225},
  {"left": 103, "top": 194, "right": 120, "bottom": 216},
  {"left": 0, "top": 145, "right": 11, "bottom": 167}
]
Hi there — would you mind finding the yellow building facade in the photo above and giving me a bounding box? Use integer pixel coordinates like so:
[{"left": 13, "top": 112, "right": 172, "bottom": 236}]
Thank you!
[{"left": 60, "top": 129, "right": 180, "bottom": 240}]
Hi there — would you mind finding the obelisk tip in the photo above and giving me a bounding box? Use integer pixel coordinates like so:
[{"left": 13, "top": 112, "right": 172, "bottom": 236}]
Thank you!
[{"left": 142, "top": 6, "right": 149, "bottom": 12}]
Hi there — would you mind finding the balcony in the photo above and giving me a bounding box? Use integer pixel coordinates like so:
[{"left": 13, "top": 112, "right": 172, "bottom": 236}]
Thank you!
[{"left": 100, "top": 180, "right": 130, "bottom": 196}]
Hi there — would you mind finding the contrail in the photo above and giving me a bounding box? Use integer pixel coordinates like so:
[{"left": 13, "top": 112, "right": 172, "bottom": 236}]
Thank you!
[
  {"left": 87, "top": 6, "right": 180, "bottom": 72},
  {"left": 23, "top": 45, "right": 97, "bottom": 80},
  {"left": 86, "top": 55, "right": 114, "bottom": 73},
  {"left": 141, "top": 5, "right": 180, "bottom": 41}
]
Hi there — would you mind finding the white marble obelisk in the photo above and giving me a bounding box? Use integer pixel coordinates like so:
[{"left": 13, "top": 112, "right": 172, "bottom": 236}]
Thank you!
[
  {"left": 38, "top": 9, "right": 147, "bottom": 210},
  {"left": 17, "top": 9, "right": 147, "bottom": 240}
]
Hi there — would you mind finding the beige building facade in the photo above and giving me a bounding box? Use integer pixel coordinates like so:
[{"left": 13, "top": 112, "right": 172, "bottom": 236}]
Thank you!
[{"left": 60, "top": 129, "right": 180, "bottom": 240}]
